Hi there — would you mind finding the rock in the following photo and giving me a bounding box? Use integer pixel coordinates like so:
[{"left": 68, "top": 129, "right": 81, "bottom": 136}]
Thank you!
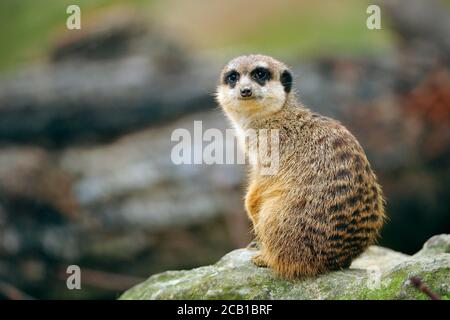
[
  {"left": 120, "top": 234, "right": 450, "bottom": 300},
  {"left": 59, "top": 110, "right": 246, "bottom": 228},
  {"left": 0, "top": 55, "right": 217, "bottom": 146},
  {"left": 380, "top": 0, "right": 450, "bottom": 55},
  {"left": 0, "top": 111, "right": 251, "bottom": 298},
  {"left": 50, "top": 9, "right": 147, "bottom": 62},
  {"left": 416, "top": 234, "right": 450, "bottom": 256}
]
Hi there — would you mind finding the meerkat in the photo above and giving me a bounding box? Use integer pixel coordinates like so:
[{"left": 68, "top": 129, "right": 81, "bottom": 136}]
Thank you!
[{"left": 216, "top": 54, "right": 385, "bottom": 278}]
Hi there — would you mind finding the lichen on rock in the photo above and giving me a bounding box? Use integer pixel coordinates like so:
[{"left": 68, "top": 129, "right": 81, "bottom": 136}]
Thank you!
[{"left": 120, "top": 234, "right": 450, "bottom": 300}]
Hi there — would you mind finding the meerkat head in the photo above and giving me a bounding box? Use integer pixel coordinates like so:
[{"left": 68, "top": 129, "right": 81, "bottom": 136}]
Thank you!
[{"left": 216, "top": 54, "right": 293, "bottom": 124}]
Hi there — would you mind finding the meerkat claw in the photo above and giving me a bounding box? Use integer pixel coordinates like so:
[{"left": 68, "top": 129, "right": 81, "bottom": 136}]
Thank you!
[{"left": 251, "top": 252, "right": 268, "bottom": 268}]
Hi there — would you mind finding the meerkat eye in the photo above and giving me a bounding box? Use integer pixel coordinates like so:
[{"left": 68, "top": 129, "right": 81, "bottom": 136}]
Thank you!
[
  {"left": 224, "top": 70, "right": 239, "bottom": 85},
  {"left": 254, "top": 69, "right": 267, "bottom": 79},
  {"left": 251, "top": 67, "right": 271, "bottom": 84}
]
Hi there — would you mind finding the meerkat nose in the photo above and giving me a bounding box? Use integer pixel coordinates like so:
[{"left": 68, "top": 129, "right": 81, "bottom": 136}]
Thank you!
[{"left": 240, "top": 87, "right": 252, "bottom": 98}]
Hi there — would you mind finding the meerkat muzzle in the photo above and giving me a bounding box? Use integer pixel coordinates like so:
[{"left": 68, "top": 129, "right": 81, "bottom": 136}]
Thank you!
[{"left": 240, "top": 87, "right": 253, "bottom": 98}]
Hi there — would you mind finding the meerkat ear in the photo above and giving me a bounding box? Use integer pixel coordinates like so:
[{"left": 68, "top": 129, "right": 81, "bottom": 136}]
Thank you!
[{"left": 280, "top": 70, "right": 293, "bottom": 93}]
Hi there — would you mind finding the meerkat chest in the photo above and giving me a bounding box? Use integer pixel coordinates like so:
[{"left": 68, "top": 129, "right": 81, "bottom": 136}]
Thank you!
[{"left": 233, "top": 124, "right": 281, "bottom": 175}]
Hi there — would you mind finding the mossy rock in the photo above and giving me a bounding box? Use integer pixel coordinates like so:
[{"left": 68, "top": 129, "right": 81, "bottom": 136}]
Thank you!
[{"left": 120, "top": 234, "right": 450, "bottom": 300}]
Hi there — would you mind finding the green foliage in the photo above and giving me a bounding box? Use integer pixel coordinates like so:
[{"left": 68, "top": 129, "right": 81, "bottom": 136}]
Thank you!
[
  {"left": 0, "top": 0, "right": 150, "bottom": 70},
  {"left": 0, "top": 0, "right": 394, "bottom": 71},
  {"left": 224, "top": 1, "right": 392, "bottom": 58}
]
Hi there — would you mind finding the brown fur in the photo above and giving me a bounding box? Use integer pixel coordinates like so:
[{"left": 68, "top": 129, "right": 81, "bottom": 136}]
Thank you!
[{"left": 217, "top": 55, "right": 385, "bottom": 278}]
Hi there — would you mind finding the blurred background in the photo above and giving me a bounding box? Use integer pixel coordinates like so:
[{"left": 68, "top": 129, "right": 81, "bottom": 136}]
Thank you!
[{"left": 0, "top": 0, "right": 449, "bottom": 299}]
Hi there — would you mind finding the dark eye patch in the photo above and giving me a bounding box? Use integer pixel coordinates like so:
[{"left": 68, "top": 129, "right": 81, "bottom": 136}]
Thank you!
[
  {"left": 250, "top": 67, "right": 272, "bottom": 85},
  {"left": 223, "top": 70, "right": 240, "bottom": 88},
  {"left": 280, "top": 70, "right": 293, "bottom": 93}
]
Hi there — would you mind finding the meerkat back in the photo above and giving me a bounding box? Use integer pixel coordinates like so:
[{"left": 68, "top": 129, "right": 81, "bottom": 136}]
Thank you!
[{"left": 216, "top": 54, "right": 385, "bottom": 278}]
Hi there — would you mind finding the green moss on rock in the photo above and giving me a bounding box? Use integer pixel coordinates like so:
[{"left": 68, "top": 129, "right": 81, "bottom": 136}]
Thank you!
[{"left": 120, "top": 234, "right": 450, "bottom": 300}]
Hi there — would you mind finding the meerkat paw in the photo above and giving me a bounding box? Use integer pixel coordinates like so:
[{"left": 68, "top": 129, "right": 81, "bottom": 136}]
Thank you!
[
  {"left": 251, "top": 252, "right": 268, "bottom": 268},
  {"left": 246, "top": 240, "right": 260, "bottom": 250}
]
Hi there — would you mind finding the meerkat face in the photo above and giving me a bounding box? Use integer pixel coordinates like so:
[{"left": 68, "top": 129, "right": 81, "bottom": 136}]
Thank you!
[{"left": 216, "top": 54, "right": 293, "bottom": 122}]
